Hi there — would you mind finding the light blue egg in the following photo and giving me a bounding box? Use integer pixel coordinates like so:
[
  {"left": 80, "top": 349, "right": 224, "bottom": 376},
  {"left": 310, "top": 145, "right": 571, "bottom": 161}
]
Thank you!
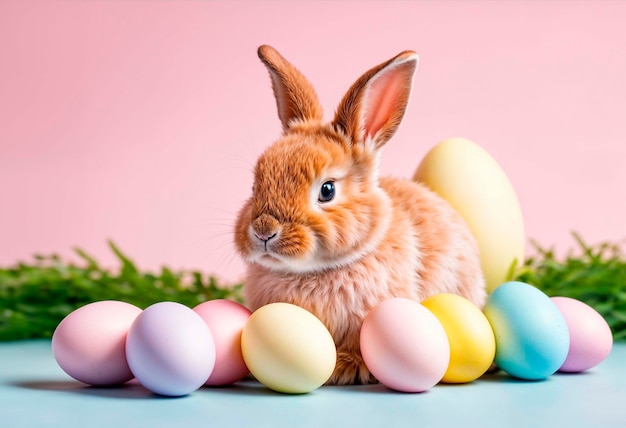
[{"left": 484, "top": 281, "right": 570, "bottom": 380}]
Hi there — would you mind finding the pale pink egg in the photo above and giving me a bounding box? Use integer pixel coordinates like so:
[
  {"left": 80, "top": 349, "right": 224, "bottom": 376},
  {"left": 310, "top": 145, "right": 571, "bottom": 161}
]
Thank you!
[
  {"left": 52, "top": 300, "right": 142, "bottom": 385},
  {"left": 551, "top": 296, "right": 613, "bottom": 372},
  {"left": 193, "top": 299, "right": 251, "bottom": 385},
  {"left": 360, "top": 298, "right": 450, "bottom": 392}
]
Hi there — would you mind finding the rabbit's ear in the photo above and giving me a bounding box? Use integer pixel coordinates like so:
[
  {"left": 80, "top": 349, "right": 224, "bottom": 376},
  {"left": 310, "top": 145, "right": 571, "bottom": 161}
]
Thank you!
[
  {"left": 258, "top": 45, "right": 324, "bottom": 132},
  {"left": 333, "top": 51, "right": 418, "bottom": 150}
]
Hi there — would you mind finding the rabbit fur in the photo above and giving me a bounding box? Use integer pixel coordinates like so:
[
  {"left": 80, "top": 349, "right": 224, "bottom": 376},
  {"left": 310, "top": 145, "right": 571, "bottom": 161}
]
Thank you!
[{"left": 234, "top": 45, "right": 486, "bottom": 385}]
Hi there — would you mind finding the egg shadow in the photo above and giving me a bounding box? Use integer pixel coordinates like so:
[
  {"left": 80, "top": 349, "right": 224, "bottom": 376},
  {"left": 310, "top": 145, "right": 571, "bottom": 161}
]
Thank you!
[
  {"left": 200, "top": 380, "right": 281, "bottom": 397},
  {"left": 202, "top": 379, "right": 336, "bottom": 397},
  {"left": 475, "top": 372, "right": 550, "bottom": 384},
  {"left": 322, "top": 382, "right": 437, "bottom": 395},
  {"left": 200, "top": 379, "right": 408, "bottom": 396},
  {"left": 552, "top": 370, "right": 595, "bottom": 378},
  {"left": 12, "top": 379, "right": 159, "bottom": 399}
]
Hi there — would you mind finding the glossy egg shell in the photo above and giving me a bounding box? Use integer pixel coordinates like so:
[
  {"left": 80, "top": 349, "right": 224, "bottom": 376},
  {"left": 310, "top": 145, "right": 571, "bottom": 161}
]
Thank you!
[
  {"left": 126, "top": 301, "right": 216, "bottom": 396},
  {"left": 193, "top": 299, "right": 251, "bottom": 385},
  {"left": 484, "top": 282, "right": 570, "bottom": 380},
  {"left": 421, "top": 293, "right": 495, "bottom": 383},
  {"left": 241, "top": 303, "right": 336, "bottom": 394},
  {"left": 52, "top": 300, "right": 142, "bottom": 386},
  {"left": 551, "top": 296, "right": 613, "bottom": 372},
  {"left": 414, "top": 137, "right": 525, "bottom": 292},
  {"left": 360, "top": 298, "right": 450, "bottom": 392}
]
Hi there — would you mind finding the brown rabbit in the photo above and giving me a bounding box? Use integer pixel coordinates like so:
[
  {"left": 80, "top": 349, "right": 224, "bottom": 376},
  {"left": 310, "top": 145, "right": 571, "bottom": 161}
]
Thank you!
[{"left": 234, "top": 45, "right": 486, "bottom": 385}]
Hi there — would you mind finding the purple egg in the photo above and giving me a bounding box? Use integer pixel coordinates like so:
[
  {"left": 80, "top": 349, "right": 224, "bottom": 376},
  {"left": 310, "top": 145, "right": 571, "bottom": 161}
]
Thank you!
[
  {"left": 126, "top": 302, "right": 216, "bottom": 396},
  {"left": 551, "top": 297, "right": 613, "bottom": 372}
]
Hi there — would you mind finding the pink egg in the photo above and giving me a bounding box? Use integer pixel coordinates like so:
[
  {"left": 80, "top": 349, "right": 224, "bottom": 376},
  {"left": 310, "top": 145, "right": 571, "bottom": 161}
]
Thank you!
[
  {"left": 360, "top": 298, "right": 450, "bottom": 392},
  {"left": 52, "top": 300, "right": 142, "bottom": 386},
  {"left": 551, "top": 296, "right": 613, "bottom": 372},
  {"left": 193, "top": 299, "right": 251, "bottom": 385}
]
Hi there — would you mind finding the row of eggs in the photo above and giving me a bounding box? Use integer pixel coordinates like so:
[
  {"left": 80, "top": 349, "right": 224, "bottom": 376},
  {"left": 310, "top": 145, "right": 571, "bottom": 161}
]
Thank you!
[
  {"left": 364, "top": 282, "right": 613, "bottom": 392},
  {"left": 51, "top": 136, "right": 549, "bottom": 395},
  {"left": 52, "top": 280, "right": 613, "bottom": 396}
]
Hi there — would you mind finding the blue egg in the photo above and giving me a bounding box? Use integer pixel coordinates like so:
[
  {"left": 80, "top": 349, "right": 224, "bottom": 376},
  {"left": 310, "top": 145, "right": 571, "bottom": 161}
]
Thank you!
[{"left": 484, "top": 281, "right": 570, "bottom": 380}]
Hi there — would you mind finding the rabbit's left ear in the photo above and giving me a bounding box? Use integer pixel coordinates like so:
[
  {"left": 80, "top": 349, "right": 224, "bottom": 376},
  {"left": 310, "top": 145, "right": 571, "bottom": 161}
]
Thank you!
[
  {"left": 333, "top": 51, "right": 418, "bottom": 150},
  {"left": 258, "top": 45, "right": 324, "bottom": 133}
]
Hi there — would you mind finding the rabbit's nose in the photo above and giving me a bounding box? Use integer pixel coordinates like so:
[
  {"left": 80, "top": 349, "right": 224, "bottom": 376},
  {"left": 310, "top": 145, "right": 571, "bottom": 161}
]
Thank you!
[{"left": 251, "top": 214, "right": 280, "bottom": 243}]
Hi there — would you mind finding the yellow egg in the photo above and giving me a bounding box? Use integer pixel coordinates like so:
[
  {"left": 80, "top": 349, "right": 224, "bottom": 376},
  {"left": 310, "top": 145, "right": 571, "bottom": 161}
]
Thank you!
[
  {"left": 241, "top": 303, "right": 336, "bottom": 394},
  {"left": 421, "top": 293, "right": 495, "bottom": 383},
  {"left": 414, "top": 137, "right": 525, "bottom": 292}
]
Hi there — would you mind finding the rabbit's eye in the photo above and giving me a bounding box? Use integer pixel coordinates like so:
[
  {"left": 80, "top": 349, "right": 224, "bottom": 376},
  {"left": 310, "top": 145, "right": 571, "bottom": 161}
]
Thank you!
[{"left": 318, "top": 181, "right": 335, "bottom": 203}]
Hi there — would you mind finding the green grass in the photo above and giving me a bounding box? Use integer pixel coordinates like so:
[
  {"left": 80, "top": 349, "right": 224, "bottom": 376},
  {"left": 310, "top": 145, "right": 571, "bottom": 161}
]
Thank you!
[
  {"left": 514, "top": 232, "right": 626, "bottom": 341},
  {"left": 0, "top": 233, "right": 624, "bottom": 341},
  {"left": 0, "top": 241, "right": 243, "bottom": 341}
]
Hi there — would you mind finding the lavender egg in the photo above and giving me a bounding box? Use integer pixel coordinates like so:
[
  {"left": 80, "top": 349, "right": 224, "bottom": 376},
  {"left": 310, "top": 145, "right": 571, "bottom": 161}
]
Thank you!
[{"left": 126, "top": 302, "right": 216, "bottom": 396}]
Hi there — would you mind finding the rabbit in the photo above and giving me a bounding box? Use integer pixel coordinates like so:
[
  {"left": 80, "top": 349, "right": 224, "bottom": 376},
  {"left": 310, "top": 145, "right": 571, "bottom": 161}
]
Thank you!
[{"left": 234, "top": 45, "right": 486, "bottom": 385}]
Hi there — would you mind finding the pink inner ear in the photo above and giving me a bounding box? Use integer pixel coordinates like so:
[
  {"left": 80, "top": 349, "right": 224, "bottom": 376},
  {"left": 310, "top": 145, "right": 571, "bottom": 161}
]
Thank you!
[{"left": 363, "top": 67, "right": 409, "bottom": 140}]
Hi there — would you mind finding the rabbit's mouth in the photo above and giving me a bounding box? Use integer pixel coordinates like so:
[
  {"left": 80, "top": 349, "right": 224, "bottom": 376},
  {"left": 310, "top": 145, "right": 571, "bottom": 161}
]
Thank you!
[
  {"left": 245, "top": 221, "right": 315, "bottom": 271},
  {"left": 246, "top": 236, "right": 292, "bottom": 269},
  {"left": 245, "top": 234, "right": 308, "bottom": 271},
  {"left": 248, "top": 243, "right": 366, "bottom": 275},
  {"left": 249, "top": 245, "right": 300, "bottom": 271}
]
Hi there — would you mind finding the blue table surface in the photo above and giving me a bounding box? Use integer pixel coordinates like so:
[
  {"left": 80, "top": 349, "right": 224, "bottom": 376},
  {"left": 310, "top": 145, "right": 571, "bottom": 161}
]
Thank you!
[{"left": 0, "top": 340, "right": 624, "bottom": 428}]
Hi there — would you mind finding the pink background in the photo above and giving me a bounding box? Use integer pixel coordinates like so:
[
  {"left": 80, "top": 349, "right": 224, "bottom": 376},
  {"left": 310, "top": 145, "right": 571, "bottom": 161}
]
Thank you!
[{"left": 1, "top": 1, "right": 625, "bottom": 281}]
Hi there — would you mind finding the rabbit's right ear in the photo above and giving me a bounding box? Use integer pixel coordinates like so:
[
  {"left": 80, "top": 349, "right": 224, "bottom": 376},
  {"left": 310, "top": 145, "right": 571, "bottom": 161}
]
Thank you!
[
  {"left": 332, "top": 50, "right": 418, "bottom": 151},
  {"left": 258, "top": 45, "right": 324, "bottom": 133}
]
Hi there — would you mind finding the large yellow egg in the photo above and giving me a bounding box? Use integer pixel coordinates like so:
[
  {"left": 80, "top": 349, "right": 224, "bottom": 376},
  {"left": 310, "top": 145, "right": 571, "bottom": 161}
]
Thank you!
[
  {"left": 414, "top": 137, "right": 525, "bottom": 292},
  {"left": 241, "top": 303, "right": 336, "bottom": 394},
  {"left": 421, "top": 293, "right": 495, "bottom": 383}
]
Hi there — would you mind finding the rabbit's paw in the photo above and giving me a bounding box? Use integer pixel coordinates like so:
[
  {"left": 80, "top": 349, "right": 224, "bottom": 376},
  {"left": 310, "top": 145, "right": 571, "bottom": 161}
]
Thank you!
[{"left": 327, "top": 351, "right": 377, "bottom": 385}]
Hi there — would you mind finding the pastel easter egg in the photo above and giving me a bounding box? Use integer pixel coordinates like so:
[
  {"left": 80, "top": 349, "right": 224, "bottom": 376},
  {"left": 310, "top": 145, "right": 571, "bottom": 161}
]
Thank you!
[
  {"left": 421, "top": 293, "right": 495, "bottom": 383},
  {"left": 414, "top": 137, "right": 525, "bottom": 292},
  {"left": 484, "top": 281, "right": 569, "bottom": 380},
  {"left": 126, "top": 302, "right": 216, "bottom": 396},
  {"left": 52, "top": 300, "right": 142, "bottom": 386},
  {"left": 193, "top": 299, "right": 251, "bottom": 385},
  {"left": 551, "top": 296, "right": 613, "bottom": 372},
  {"left": 241, "top": 303, "right": 336, "bottom": 394},
  {"left": 360, "top": 298, "right": 450, "bottom": 392}
]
